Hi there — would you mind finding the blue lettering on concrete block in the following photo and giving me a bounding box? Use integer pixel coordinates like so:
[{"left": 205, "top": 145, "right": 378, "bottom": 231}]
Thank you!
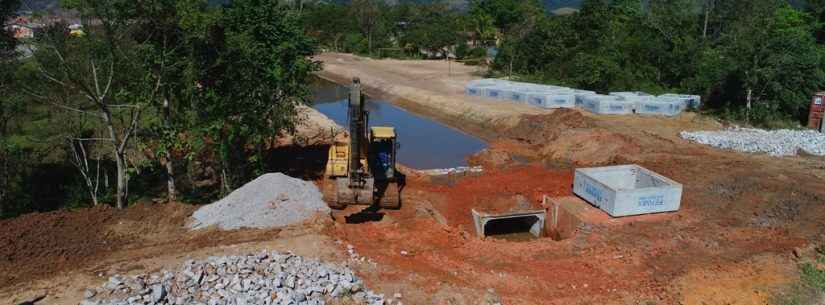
[
  {"left": 638, "top": 195, "right": 665, "bottom": 208},
  {"left": 512, "top": 94, "right": 521, "bottom": 100},
  {"left": 489, "top": 91, "right": 499, "bottom": 97},
  {"left": 609, "top": 105, "right": 624, "bottom": 111},
  {"left": 554, "top": 99, "right": 566, "bottom": 104},
  {"left": 644, "top": 105, "right": 660, "bottom": 111},
  {"left": 584, "top": 183, "right": 603, "bottom": 202}
]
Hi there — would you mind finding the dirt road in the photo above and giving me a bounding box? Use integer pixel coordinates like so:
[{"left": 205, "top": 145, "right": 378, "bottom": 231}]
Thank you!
[{"left": 3, "top": 53, "right": 825, "bottom": 305}]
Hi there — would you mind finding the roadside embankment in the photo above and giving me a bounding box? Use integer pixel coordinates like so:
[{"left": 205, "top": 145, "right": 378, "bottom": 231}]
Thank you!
[{"left": 277, "top": 105, "right": 344, "bottom": 147}]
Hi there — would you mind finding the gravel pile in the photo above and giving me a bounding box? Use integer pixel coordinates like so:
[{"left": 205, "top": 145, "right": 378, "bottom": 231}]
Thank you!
[
  {"left": 79, "top": 251, "right": 394, "bottom": 305},
  {"left": 680, "top": 127, "right": 825, "bottom": 156},
  {"left": 189, "top": 173, "right": 331, "bottom": 230}
]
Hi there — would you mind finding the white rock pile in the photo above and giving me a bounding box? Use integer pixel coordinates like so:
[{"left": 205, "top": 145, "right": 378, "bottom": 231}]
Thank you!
[
  {"left": 188, "top": 173, "right": 331, "bottom": 230},
  {"left": 418, "top": 166, "right": 484, "bottom": 176},
  {"left": 79, "top": 251, "right": 393, "bottom": 305},
  {"left": 680, "top": 127, "right": 825, "bottom": 156}
]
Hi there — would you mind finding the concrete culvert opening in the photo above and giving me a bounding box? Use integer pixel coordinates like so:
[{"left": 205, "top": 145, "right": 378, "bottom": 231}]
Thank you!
[
  {"left": 483, "top": 215, "right": 543, "bottom": 240},
  {"left": 472, "top": 209, "right": 546, "bottom": 241}
]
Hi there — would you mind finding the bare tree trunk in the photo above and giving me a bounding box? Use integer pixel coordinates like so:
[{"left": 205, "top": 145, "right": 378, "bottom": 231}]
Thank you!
[
  {"left": 68, "top": 139, "right": 100, "bottom": 206},
  {"left": 221, "top": 168, "right": 231, "bottom": 195},
  {"left": 165, "top": 157, "right": 176, "bottom": 202},
  {"left": 702, "top": 0, "right": 711, "bottom": 39},
  {"left": 113, "top": 149, "right": 127, "bottom": 209},
  {"left": 102, "top": 108, "right": 128, "bottom": 209},
  {"left": 703, "top": 8, "right": 709, "bottom": 39},
  {"left": 746, "top": 88, "right": 752, "bottom": 123},
  {"left": 0, "top": 150, "right": 7, "bottom": 217},
  {"left": 163, "top": 96, "right": 176, "bottom": 202},
  {"left": 0, "top": 111, "right": 6, "bottom": 217},
  {"left": 509, "top": 56, "right": 514, "bottom": 80}
]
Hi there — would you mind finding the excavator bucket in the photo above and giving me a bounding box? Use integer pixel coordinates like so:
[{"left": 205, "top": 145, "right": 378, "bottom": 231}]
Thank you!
[{"left": 335, "top": 177, "right": 374, "bottom": 207}]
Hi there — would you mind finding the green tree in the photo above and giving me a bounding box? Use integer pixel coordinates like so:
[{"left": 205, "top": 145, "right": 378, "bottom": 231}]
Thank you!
[
  {"left": 189, "top": 0, "right": 320, "bottom": 192},
  {"left": 31, "top": 0, "right": 153, "bottom": 209},
  {"left": 350, "top": 0, "right": 383, "bottom": 55},
  {"left": 0, "top": 0, "right": 22, "bottom": 217},
  {"left": 302, "top": 3, "right": 352, "bottom": 51},
  {"left": 470, "top": 0, "right": 541, "bottom": 33},
  {"left": 127, "top": 0, "right": 204, "bottom": 202},
  {"left": 0, "top": 0, "right": 18, "bottom": 57},
  {"left": 807, "top": 0, "right": 825, "bottom": 42},
  {"left": 405, "top": 4, "right": 461, "bottom": 58},
  {"left": 697, "top": 2, "right": 825, "bottom": 124}
]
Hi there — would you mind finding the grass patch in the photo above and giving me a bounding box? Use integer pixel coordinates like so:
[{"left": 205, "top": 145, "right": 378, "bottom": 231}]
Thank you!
[{"left": 776, "top": 254, "right": 825, "bottom": 305}]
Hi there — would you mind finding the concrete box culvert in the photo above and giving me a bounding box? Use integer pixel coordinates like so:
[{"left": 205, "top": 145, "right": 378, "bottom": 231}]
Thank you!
[
  {"left": 465, "top": 85, "right": 484, "bottom": 97},
  {"left": 637, "top": 99, "right": 684, "bottom": 116},
  {"left": 544, "top": 196, "right": 590, "bottom": 241},
  {"left": 526, "top": 92, "right": 576, "bottom": 109},
  {"left": 573, "top": 165, "right": 682, "bottom": 217},
  {"left": 581, "top": 95, "right": 635, "bottom": 115},
  {"left": 482, "top": 87, "right": 510, "bottom": 100},
  {"left": 472, "top": 209, "right": 546, "bottom": 239},
  {"left": 659, "top": 93, "right": 702, "bottom": 109}
]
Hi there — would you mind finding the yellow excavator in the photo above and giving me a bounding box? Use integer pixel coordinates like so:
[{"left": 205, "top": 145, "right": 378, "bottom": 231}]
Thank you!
[{"left": 324, "top": 78, "right": 402, "bottom": 209}]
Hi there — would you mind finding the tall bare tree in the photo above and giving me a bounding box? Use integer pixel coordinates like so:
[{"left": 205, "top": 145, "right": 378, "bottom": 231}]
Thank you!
[
  {"left": 28, "top": 0, "right": 152, "bottom": 209},
  {"left": 65, "top": 137, "right": 103, "bottom": 206},
  {"left": 0, "top": 0, "right": 22, "bottom": 217}
]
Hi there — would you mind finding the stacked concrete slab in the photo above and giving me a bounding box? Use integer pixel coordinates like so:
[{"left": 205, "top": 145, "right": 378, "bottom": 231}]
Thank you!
[
  {"left": 660, "top": 94, "right": 702, "bottom": 109},
  {"left": 465, "top": 79, "right": 578, "bottom": 109},
  {"left": 465, "top": 79, "right": 701, "bottom": 116},
  {"left": 582, "top": 95, "right": 635, "bottom": 115}
]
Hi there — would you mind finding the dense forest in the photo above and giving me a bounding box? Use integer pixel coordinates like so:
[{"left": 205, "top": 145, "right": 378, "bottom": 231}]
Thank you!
[
  {"left": 301, "top": 0, "right": 825, "bottom": 126},
  {"left": 2, "top": 0, "right": 825, "bottom": 218},
  {"left": 1, "top": 0, "right": 319, "bottom": 217}
]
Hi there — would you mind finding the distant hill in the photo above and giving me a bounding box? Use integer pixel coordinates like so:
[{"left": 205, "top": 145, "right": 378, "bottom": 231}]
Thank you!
[
  {"left": 545, "top": 1, "right": 810, "bottom": 12},
  {"left": 15, "top": 0, "right": 814, "bottom": 16},
  {"left": 18, "top": 0, "right": 60, "bottom": 12},
  {"left": 18, "top": 0, "right": 231, "bottom": 13},
  {"left": 551, "top": 7, "right": 579, "bottom": 15},
  {"left": 544, "top": 0, "right": 582, "bottom": 11}
]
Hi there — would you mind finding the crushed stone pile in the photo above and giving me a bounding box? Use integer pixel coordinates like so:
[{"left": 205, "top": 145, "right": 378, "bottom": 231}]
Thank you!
[
  {"left": 189, "top": 173, "right": 330, "bottom": 230},
  {"left": 79, "top": 251, "right": 394, "bottom": 305},
  {"left": 680, "top": 127, "right": 825, "bottom": 156}
]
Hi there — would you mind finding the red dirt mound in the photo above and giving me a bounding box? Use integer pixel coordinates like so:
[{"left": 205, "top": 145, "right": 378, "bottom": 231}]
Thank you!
[
  {"left": 504, "top": 109, "right": 594, "bottom": 144},
  {"left": 424, "top": 165, "right": 574, "bottom": 231},
  {"left": 0, "top": 206, "right": 124, "bottom": 287},
  {"left": 0, "top": 202, "right": 195, "bottom": 288},
  {"left": 540, "top": 129, "right": 644, "bottom": 165}
]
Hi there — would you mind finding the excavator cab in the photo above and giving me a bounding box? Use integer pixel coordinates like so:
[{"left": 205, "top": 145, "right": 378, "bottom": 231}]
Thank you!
[{"left": 369, "top": 126, "right": 397, "bottom": 180}]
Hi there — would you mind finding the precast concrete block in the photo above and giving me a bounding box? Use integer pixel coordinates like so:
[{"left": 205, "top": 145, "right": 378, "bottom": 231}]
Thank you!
[{"left": 573, "top": 165, "right": 682, "bottom": 217}]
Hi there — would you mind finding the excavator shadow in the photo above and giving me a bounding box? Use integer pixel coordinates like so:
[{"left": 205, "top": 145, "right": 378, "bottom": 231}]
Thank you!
[{"left": 344, "top": 205, "right": 385, "bottom": 224}]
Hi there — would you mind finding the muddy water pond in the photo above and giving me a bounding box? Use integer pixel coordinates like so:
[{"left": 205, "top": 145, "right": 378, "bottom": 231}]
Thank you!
[{"left": 311, "top": 79, "right": 487, "bottom": 169}]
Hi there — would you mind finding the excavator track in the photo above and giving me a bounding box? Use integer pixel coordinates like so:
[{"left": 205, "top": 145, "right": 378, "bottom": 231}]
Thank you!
[
  {"left": 322, "top": 178, "right": 346, "bottom": 209},
  {"left": 377, "top": 181, "right": 401, "bottom": 209}
]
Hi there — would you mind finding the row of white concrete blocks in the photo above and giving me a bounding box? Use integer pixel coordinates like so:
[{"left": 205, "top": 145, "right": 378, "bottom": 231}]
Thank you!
[{"left": 465, "top": 79, "right": 701, "bottom": 116}]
